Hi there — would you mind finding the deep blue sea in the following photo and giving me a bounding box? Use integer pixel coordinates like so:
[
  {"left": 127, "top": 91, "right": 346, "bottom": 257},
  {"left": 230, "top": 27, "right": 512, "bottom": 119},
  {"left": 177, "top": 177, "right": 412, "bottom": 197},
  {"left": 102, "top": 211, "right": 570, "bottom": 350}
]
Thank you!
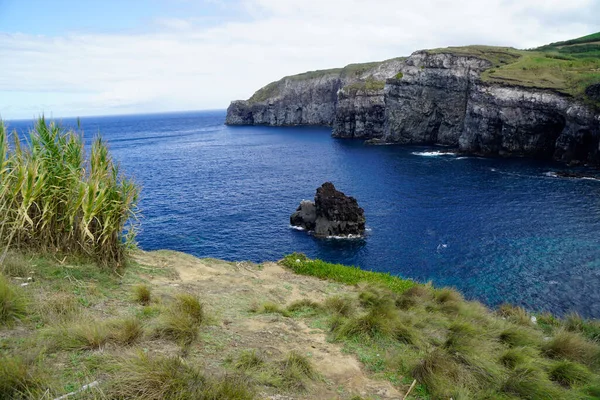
[{"left": 6, "top": 111, "right": 600, "bottom": 318}]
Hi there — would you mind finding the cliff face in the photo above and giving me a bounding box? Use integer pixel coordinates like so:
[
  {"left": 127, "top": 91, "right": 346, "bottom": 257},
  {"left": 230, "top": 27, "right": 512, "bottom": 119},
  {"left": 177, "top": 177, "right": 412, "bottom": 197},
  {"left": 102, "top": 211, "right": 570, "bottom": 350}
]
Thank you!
[
  {"left": 382, "top": 51, "right": 600, "bottom": 164},
  {"left": 225, "top": 59, "right": 404, "bottom": 133},
  {"left": 383, "top": 52, "right": 491, "bottom": 145},
  {"left": 226, "top": 38, "right": 600, "bottom": 165}
]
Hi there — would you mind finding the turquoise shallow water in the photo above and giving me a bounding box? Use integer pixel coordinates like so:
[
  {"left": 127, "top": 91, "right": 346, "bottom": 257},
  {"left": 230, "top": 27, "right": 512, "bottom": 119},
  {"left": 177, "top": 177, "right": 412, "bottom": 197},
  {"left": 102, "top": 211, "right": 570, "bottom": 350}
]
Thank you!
[{"left": 7, "top": 111, "right": 600, "bottom": 317}]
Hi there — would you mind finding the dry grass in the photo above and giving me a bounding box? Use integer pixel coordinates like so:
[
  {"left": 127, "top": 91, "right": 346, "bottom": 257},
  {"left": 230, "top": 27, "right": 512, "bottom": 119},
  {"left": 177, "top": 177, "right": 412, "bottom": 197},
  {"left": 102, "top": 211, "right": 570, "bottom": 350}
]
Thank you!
[
  {"left": 0, "top": 274, "right": 28, "bottom": 326},
  {"left": 153, "top": 294, "right": 205, "bottom": 345},
  {"left": 0, "top": 355, "right": 47, "bottom": 399},
  {"left": 133, "top": 284, "right": 152, "bottom": 305}
]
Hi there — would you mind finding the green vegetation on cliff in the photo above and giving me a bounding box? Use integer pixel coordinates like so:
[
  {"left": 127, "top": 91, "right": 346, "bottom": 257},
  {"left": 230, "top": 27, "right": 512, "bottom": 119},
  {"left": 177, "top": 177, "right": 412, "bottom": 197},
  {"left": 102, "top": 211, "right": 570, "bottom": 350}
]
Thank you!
[{"left": 427, "top": 32, "right": 600, "bottom": 105}]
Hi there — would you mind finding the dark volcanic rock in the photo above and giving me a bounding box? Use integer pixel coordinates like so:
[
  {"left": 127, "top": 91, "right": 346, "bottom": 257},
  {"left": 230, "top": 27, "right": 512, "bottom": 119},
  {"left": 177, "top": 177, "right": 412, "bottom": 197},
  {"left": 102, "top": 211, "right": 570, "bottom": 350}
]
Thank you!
[
  {"left": 586, "top": 83, "right": 600, "bottom": 102},
  {"left": 290, "top": 182, "right": 365, "bottom": 237},
  {"left": 290, "top": 201, "right": 317, "bottom": 231}
]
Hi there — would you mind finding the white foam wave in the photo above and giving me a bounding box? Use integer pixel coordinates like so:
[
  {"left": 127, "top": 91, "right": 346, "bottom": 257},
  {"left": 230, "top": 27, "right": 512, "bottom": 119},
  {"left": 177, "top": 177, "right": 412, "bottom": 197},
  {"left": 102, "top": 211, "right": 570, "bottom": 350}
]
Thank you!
[
  {"left": 325, "top": 234, "right": 364, "bottom": 240},
  {"left": 544, "top": 171, "right": 558, "bottom": 178},
  {"left": 289, "top": 225, "right": 305, "bottom": 231},
  {"left": 411, "top": 151, "right": 457, "bottom": 157},
  {"left": 544, "top": 171, "right": 600, "bottom": 181}
]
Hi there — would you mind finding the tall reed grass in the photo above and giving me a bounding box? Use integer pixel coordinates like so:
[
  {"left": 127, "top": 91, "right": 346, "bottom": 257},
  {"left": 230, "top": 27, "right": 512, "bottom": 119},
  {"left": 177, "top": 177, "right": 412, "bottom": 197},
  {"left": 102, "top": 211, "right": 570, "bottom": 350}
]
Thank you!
[{"left": 0, "top": 117, "right": 139, "bottom": 270}]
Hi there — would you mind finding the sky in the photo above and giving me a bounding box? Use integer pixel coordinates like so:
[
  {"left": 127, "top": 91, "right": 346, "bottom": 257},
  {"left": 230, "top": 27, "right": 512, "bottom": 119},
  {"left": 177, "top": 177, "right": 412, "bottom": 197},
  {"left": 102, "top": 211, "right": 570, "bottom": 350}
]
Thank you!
[{"left": 0, "top": 0, "right": 599, "bottom": 120}]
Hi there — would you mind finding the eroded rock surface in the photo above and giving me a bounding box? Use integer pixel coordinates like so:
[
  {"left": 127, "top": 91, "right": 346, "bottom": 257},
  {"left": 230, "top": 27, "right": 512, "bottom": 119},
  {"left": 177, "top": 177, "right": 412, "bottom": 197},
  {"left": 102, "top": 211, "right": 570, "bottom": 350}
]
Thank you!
[{"left": 290, "top": 182, "right": 365, "bottom": 237}]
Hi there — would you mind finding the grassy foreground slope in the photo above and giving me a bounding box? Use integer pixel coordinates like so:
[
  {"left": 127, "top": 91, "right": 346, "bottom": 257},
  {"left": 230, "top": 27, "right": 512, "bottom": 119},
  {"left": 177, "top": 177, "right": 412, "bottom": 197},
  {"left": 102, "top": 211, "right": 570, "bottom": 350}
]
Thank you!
[{"left": 2, "top": 250, "right": 600, "bottom": 399}]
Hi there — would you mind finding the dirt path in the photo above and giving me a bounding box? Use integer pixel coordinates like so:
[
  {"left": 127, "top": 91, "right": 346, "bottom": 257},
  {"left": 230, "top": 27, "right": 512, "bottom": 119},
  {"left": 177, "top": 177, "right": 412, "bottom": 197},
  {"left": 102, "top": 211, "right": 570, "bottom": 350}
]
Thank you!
[{"left": 133, "top": 250, "right": 404, "bottom": 400}]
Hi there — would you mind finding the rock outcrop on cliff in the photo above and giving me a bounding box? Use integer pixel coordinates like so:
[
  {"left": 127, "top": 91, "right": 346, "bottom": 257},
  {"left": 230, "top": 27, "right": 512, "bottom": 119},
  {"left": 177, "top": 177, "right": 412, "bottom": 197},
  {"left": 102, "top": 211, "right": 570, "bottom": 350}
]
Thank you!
[
  {"left": 290, "top": 182, "right": 365, "bottom": 237},
  {"left": 227, "top": 33, "right": 600, "bottom": 165}
]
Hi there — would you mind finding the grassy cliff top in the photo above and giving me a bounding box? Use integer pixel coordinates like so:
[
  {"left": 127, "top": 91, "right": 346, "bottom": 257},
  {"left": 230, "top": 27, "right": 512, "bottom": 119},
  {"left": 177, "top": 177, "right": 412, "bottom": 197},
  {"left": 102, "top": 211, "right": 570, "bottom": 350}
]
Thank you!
[
  {"left": 426, "top": 33, "right": 600, "bottom": 105},
  {"left": 247, "top": 58, "right": 403, "bottom": 103}
]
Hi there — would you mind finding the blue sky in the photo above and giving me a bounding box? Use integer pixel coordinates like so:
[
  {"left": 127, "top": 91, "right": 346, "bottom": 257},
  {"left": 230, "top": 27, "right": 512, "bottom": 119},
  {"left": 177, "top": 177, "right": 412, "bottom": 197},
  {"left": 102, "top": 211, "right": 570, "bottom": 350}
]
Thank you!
[{"left": 1, "top": 0, "right": 598, "bottom": 119}]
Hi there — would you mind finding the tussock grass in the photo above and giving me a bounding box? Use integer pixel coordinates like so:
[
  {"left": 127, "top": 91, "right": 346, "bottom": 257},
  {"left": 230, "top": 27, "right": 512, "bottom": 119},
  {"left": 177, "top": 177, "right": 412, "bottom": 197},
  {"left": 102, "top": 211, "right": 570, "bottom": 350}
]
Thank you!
[
  {"left": 564, "top": 312, "right": 600, "bottom": 342},
  {"left": 498, "top": 304, "right": 532, "bottom": 326},
  {"left": 502, "top": 367, "right": 563, "bottom": 399},
  {"left": 286, "top": 299, "right": 322, "bottom": 313},
  {"left": 281, "top": 253, "right": 415, "bottom": 294},
  {"left": 324, "top": 295, "right": 355, "bottom": 317},
  {"left": 154, "top": 294, "right": 204, "bottom": 345},
  {"left": 133, "top": 284, "right": 151, "bottom": 305},
  {"left": 499, "top": 326, "right": 542, "bottom": 348},
  {"left": 0, "top": 252, "right": 29, "bottom": 277},
  {"left": 0, "top": 118, "right": 139, "bottom": 270},
  {"left": 542, "top": 330, "right": 600, "bottom": 366},
  {"left": 0, "top": 274, "right": 28, "bottom": 326},
  {"left": 46, "top": 316, "right": 143, "bottom": 350},
  {"left": 281, "top": 351, "right": 317, "bottom": 390},
  {"left": 283, "top": 256, "right": 600, "bottom": 399},
  {"left": 548, "top": 360, "right": 592, "bottom": 387},
  {"left": 34, "top": 291, "right": 80, "bottom": 324},
  {"left": 0, "top": 355, "right": 47, "bottom": 399},
  {"left": 108, "top": 352, "right": 255, "bottom": 399},
  {"left": 235, "top": 349, "right": 266, "bottom": 371},
  {"left": 251, "top": 301, "right": 290, "bottom": 317}
]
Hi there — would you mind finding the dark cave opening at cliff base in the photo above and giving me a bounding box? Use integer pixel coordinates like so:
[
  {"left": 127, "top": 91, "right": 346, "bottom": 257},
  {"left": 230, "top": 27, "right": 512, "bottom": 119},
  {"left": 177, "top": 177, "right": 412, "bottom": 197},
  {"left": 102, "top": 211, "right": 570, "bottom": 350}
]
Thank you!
[{"left": 499, "top": 113, "right": 566, "bottom": 159}]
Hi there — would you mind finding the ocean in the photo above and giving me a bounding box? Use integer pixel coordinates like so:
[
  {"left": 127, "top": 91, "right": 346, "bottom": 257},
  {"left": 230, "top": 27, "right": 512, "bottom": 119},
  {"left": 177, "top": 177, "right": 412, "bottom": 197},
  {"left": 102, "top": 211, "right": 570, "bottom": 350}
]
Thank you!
[{"left": 6, "top": 110, "right": 600, "bottom": 317}]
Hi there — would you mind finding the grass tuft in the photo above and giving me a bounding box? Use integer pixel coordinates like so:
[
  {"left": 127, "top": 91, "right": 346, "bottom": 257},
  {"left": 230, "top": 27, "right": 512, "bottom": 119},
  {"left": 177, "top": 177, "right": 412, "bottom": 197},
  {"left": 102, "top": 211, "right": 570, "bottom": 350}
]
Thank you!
[
  {"left": 435, "top": 287, "right": 464, "bottom": 303},
  {"left": 235, "top": 349, "right": 265, "bottom": 371},
  {"left": 548, "top": 360, "right": 592, "bottom": 387},
  {"left": 281, "top": 351, "right": 317, "bottom": 390},
  {"left": 0, "top": 355, "right": 47, "bottom": 399},
  {"left": 497, "top": 304, "right": 532, "bottom": 326},
  {"left": 133, "top": 284, "right": 151, "bottom": 305},
  {"left": 286, "top": 299, "right": 323, "bottom": 315},
  {"left": 499, "top": 326, "right": 541, "bottom": 347},
  {"left": 501, "top": 367, "right": 563, "bottom": 399},
  {"left": 174, "top": 293, "right": 204, "bottom": 324},
  {"left": 0, "top": 274, "right": 28, "bottom": 326},
  {"left": 542, "top": 330, "right": 600, "bottom": 366},
  {"left": 324, "top": 295, "right": 355, "bottom": 317}
]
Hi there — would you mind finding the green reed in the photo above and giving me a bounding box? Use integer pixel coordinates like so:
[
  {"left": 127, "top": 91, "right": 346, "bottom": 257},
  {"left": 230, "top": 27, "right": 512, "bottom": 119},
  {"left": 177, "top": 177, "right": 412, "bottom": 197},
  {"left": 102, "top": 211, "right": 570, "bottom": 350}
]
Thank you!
[{"left": 0, "top": 117, "right": 139, "bottom": 270}]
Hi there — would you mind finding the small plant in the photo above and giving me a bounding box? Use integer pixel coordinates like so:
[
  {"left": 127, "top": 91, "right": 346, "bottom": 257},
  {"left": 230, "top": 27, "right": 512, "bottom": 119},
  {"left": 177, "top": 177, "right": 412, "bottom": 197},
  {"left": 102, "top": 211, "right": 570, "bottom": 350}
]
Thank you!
[
  {"left": 109, "top": 317, "right": 144, "bottom": 345},
  {"left": 497, "top": 304, "right": 532, "bottom": 326},
  {"left": 324, "top": 296, "right": 355, "bottom": 317},
  {"left": 174, "top": 293, "right": 203, "bottom": 324},
  {"left": 47, "top": 321, "right": 112, "bottom": 351},
  {"left": 542, "top": 330, "right": 600, "bottom": 366},
  {"left": 235, "top": 349, "right": 265, "bottom": 371},
  {"left": 548, "top": 360, "right": 592, "bottom": 387},
  {"left": 499, "top": 326, "right": 541, "bottom": 347},
  {"left": 435, "top": 288, "right": 463, "bottom": 304},
  {"left": 35, "top": 292, "right": 80, "bottom": 323},
  {"left": 154, "top": 294, "right": 205, "bottom": 345},
  {"left": 286, "top": 299, "right": 322, "bottom": 314},
  {"left": 395, "top": 72, "right": 404, "bottom": 79},
  {"left": 281, "top": 351, "right": 316, "bottom": 390},
  {"left": 501, "top": 367, "right": 562, "bottom": 398},
  {"left": 0, "top": 274, "right": 28, "bottom": 326},
  {"left": 0, "top": 355, "right": 47, "bottom": 399},
  {"left": 253, "top": 301, "right": 289, "bottom": 317},
  {"left": 108, "top": 352, "right": 207, "bottom": 399},
  {"left": 500, "top": 348, "right": 530, "bottom": 369},
  {"left": 0, "top": 253, "right": 29, "bottom": 277},
  {"left": 133, "top": 284, "right": 151, "bottom": 305}
]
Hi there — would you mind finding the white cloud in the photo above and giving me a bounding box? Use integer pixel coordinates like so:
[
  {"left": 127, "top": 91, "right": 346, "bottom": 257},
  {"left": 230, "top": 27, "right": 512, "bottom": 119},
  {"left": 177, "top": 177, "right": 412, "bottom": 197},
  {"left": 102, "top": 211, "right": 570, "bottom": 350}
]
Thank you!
[{"left": 0, "top": 0, "right": 597, "bottom": 119}]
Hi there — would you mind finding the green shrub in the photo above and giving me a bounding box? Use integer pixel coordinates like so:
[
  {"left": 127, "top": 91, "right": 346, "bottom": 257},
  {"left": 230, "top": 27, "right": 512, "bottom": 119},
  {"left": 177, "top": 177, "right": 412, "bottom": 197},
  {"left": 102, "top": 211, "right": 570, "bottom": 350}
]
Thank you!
[
  {"left": 395, "top": 72, "right": 404, "bottom": 79},
  {"left": 0, "top": 274, "right": 28, "bottom": 326},
  {"left": 0, "top": 118, "right": 139, "bottom": 270}
]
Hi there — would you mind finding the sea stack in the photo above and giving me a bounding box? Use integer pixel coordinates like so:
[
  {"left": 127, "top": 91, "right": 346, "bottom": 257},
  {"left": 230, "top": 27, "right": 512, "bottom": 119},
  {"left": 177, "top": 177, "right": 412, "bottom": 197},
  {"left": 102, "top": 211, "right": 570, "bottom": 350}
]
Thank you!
[{"left": 290, "top": 182, "right": 366, "bottom": 237}]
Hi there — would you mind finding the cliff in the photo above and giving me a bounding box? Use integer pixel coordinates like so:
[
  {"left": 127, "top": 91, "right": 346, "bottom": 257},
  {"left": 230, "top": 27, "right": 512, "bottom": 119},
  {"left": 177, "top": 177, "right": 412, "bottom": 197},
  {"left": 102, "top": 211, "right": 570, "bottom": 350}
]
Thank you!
[
  {"left": 225, "top": 58, "right": 404, "bottom": 137},
  {"left": 226, "top": 33, "right": 600, "bottom": 165}
]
